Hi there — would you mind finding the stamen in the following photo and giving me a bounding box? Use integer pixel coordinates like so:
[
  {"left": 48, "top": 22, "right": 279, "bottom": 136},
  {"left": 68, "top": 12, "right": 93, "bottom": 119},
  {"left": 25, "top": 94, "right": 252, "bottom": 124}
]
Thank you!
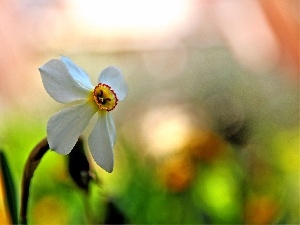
[
  {"left": 98, "top": 97, "right": 111, "bottom": 104},
  {"left": 98, "top": 97, "right": 104, "bottom": 103}
]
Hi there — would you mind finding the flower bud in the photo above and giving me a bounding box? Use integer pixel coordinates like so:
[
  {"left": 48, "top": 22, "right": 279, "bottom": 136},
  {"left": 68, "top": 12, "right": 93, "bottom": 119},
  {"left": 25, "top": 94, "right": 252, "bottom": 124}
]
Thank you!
[{"left": 68, "top": 138, "right": 92, "bottom": 191}]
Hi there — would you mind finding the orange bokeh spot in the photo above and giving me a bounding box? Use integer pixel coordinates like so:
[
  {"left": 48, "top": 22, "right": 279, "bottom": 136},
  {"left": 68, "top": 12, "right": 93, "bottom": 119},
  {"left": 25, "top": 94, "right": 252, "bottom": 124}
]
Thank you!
[
  {"left": 186, "top": 131, "right": 225, "bottom": 162},
  {"left": 158, "top": 155, "right": 195, "bottom": 193},
  {"left": 244, "top": 196, "right": 279, "bottom": 224}
]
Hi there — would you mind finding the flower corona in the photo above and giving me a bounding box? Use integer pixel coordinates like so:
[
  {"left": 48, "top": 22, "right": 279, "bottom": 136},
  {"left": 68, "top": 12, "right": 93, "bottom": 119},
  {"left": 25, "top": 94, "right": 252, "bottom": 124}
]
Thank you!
[{"left": 93, "top": 83, "right": 118, "bottom": 111}]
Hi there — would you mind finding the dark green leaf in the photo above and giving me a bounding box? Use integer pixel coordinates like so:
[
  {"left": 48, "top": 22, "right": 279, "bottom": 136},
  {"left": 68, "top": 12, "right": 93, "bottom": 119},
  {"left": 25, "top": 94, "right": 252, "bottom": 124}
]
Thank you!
[{"left": 0, "top": 150, "right": 18, "bottom": 224}]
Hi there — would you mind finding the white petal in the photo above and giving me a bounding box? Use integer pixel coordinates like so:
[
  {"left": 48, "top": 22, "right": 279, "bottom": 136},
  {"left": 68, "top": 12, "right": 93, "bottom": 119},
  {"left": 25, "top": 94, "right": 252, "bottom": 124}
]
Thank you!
[
  {"left": 39, "top": 59, "right": 93, "bottom": 103},
  {"left": 98, "top": 66, "right": 128, "bottom": 101},
  {"left": 47, "top": 102, "right": 97, "bottom": 155},
  {"left": 107, "top": 113, "right": 116, "bottom": 145},
  {"left": 60, "top": 56, "right": 94, "bottom": 90},
  {"left": 88, "top": 112, "right": 115, "bottom": 172}
]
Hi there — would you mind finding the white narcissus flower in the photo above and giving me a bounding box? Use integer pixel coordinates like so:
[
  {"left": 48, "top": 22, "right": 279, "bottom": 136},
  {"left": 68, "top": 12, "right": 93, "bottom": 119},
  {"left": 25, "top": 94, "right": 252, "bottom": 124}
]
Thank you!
[{"left": 39, "top": 56, "right": 128, "bottom": 172}]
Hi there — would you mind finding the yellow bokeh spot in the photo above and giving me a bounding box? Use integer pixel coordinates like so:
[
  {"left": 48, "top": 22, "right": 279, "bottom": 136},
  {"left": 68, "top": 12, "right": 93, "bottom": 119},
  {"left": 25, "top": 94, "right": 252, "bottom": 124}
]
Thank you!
[
  {"left": 272, "top": 130, "right": 300, "bottom": 172},
  {"left": 0, "top": 176, "right": 10, "bottom": 225},
  {"left": 32, "top": 196, "right": 69, "bottom": 225}
]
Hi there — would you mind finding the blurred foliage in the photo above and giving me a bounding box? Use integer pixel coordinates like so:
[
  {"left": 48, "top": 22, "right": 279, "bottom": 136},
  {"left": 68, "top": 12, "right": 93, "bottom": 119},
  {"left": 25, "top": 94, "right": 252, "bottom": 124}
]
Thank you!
[
  {"left": 0, "top": 151, "right": 18, "bottom": 224},
  {"left": 0, "top": 47, "right": 299, "bottom": 224}
]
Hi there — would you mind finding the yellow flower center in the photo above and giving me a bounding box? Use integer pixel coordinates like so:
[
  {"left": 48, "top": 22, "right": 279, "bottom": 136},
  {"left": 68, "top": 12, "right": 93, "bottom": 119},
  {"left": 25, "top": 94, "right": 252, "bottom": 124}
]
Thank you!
[{"left": 93, "top": 83, "right": 118, "bottom": 111}]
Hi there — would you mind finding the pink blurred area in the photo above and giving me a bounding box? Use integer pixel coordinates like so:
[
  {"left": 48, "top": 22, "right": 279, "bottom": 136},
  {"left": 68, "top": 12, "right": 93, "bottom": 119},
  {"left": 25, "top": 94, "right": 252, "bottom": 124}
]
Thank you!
[
  {"left": 206, "top": 0, "right": 299, "bottom": 77},
  {"left": 0, "top": 0, "right": 298, "bottom": 108}
]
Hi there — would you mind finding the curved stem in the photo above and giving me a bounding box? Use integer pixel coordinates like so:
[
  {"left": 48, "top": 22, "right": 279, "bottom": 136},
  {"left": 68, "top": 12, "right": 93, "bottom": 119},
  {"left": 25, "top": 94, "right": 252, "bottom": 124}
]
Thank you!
[{"left": 19, "top": 138, "right": 49, "bottom": 224}]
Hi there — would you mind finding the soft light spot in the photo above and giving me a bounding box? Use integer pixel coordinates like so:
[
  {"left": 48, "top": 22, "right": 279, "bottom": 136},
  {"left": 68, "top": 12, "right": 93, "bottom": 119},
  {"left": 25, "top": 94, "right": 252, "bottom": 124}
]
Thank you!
[
  {"left": 141, "top": 106, "right": 191, "bottom": 157},
  {"left": 70, "top": 0, "right": 191, "bottom": 38}
]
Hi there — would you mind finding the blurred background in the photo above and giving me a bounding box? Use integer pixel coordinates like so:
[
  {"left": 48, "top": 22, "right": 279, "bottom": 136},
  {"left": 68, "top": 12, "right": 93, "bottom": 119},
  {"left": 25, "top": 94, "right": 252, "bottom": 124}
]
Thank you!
[{"left": 0, "top": 0, "right": 299, "bottom": 224}]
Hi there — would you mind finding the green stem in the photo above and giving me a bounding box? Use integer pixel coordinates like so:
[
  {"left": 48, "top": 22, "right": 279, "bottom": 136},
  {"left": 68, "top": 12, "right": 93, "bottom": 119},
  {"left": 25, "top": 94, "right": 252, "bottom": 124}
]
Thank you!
[{"left": 19, "top": 138, "right": 49, "bottom": 225}]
